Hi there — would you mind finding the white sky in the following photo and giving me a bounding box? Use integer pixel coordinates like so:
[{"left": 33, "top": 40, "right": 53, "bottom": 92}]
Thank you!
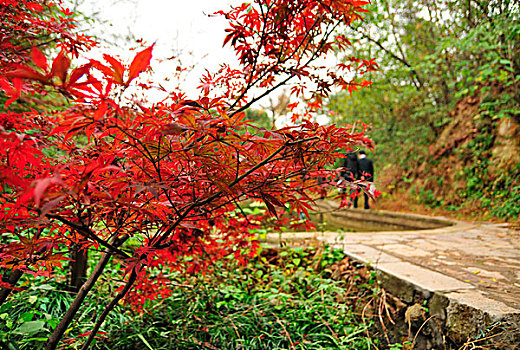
[
  {"left": 69, "top": 0, "right": 334, "bottom": 124},
  {"left": 72, "top": 0, "right": 240, "bottom": 98}
]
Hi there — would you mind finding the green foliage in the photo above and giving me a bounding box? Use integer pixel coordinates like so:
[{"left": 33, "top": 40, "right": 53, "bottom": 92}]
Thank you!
[
  {"left": 327, "top": 0, "right": 520, "bottom": 220},
  {"left": 0, "top": 281, "right": 88, "bottom": 349},
  {"left": 245, "top": 108, "right": 272, "bottom": 130},
  {"left": 1, "top": 247, "right": 378, "bottom": 349},
  {"left": 98, "top": 246, "right": 376, "bottom": 350},
  {"left": 455, "top": 125, "right": 520, "bottom": 220},
  {"left": 483, "top": 168, "right": 520, "bottom": 220},
  {"left": 411, "top": 186, "right": 443, "bottom": 209},
  {"left": 387, "top": 342, "right": 412, "bottom": 350}
]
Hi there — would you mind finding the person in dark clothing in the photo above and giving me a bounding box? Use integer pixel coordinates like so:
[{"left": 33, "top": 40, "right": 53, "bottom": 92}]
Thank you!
[
  {"left": 337, "top": 152, "right": 359, "bottom": 207},
  {"left": 353, "top": 150, "right": 374, "bottom": 209},
  {"left": 341, "top": 152, "right": 359, "bottom": 182}
]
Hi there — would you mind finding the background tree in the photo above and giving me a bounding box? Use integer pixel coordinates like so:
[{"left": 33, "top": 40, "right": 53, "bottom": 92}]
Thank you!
[
  {"left": 245, "top": 107, "right": 271, "bottom": 130},
  {"left": 327, "top": 0, "right": 520, "bottom": 220},
  {"left": 264, "top": 88, "right": 291, "bottom": 128}
]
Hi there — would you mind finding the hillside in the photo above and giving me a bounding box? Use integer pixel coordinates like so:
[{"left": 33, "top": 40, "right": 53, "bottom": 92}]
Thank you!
[
  {"left": 377, "top": 92, "right": 520, "bottom": 222},
  {"left": 326, "top": 0, "right": 520, "bottom": 222}
]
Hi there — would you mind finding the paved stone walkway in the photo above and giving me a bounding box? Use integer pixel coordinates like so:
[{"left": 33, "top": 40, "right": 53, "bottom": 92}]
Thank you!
[
  {"left": 332, "top": 216, "right": 520, "bottom": 311},
  {"left": 266, "top": 200, "right": 520, "bottom": 345}
]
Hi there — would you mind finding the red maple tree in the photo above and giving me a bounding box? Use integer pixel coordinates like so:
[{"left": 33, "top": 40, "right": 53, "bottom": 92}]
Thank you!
[{"left": 0, "top": 0, "right": 374, "bottom": 348}]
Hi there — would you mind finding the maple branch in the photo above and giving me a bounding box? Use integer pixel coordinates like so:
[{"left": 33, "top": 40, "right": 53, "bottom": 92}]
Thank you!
[
  {"left": 232, "top": 199, "right": 253, "bottom": 226},
  {"left": 17, "top": 37, "right": 59, "bottom": 54},
  {"left": 112, "top": 120, "right": 163, "bottom": 176},
  {"left": 45, "top": 234, "right": 128, "bottom": 350},
  {"left": 230, "top": 75, "right": 294, "bottom": 117},
  {"left": 204, "top": 167, "right": 312, "bottom": 216},
  {"left": 154, "top": 136, "right": 318, "bottom": 248},
  {"left": 244, "top": 0, "right": 271, "bottom": 90},
  {"left": 0, "top": 225, "right": 47, "bottom": 305},
  {"left": 229, "top": 12, "right": 338, "bottom": 117},
  {"left": 228, "top": 4, "right": 325, "bottom": 113},
  {"left": 80, "top": 267, "right": 138, "bottom": 350},
  {"left": 0, "top": 269, "right": 23, "bottom": 306},
  {"left": 45, "top": 213, "right": 131, "bottom": 259}
]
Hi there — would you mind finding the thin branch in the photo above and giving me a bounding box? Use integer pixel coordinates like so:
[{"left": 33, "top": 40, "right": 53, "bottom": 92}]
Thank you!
[
  {"left": 45, "top": 213, "right": 131, "bottom": 259},
  {"left": 80, "top": 268, "right": 138, "bottom": 350},
  {"left": 154, "top": 136, "right": 319, "bottom": 248},
  {"left": 351, "top": 27, "right": 424, "bottom": 89},
  {"left": 45, "top": 234, "right": 128, "bottom": 350}
]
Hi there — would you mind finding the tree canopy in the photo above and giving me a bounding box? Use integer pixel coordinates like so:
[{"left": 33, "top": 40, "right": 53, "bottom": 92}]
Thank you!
[{"left": 327, "top": 0, "right": 520, "bottom": 219}]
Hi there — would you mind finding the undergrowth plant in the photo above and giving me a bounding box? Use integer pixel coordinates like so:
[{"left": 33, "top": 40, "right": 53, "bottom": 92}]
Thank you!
[
  {"left": 97, "top": 246, "right": 379, "bottom": 350},
  {"left": 1, "top": 246, "right": 380, "bottom": 350}
]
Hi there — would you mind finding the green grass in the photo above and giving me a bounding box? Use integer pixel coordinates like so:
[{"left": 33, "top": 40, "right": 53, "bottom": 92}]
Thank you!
[
  {"left": 0, "top": 246, "right": 380, "bottom": 350},
  {"left": 98, "top": 246, "right": 377, "bottom": 349}
]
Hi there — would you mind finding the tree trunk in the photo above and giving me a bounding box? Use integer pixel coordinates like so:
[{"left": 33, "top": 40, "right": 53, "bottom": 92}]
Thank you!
[
  {"left": 45, "top": 252, "right": 111, "bottom": 350},
  {"left": 80, "top": 268, "right": 138, "bottom": 350},
  {"left": 68, "top": 245, "right": 89, "bottom": 293},
  {"left": 0, "top": 269, "right": 23, "bottom": 305}
]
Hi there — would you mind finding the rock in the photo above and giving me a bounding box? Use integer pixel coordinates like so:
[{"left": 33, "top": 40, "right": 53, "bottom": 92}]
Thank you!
[
  {"left": 405, "top": 303, "right": 426, "bottom": 325},
  {"left": 491, "top": 116, "right": 520, "bottom": 171}
]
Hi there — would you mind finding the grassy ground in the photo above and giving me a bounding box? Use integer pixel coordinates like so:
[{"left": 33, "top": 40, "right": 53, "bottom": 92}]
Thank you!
[
  {"left": 97, "top": 246, "right": 386, "bottom": 350},
  {"left": 1, "top": 246, "right": 394, "bottom": 350}
]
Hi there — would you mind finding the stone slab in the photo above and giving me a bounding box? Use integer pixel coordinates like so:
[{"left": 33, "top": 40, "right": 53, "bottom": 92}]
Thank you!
[
  {"left": 443, "top": 289, "right": 520, "bottom": 347},
  {"left": 375, "top": 261, "right": 475, "bottom": 293},
  {"left": 341, "top": 244, "right": 401, "bottom": 264},
  {"left": 463, "top": 267, "right": 506, "bottom": 281},
  {"left": 377, "top": 243, "right": 434, "bottom": 257},
  {"left": 444, "top": 289, "right": 520, "bottom": 318},
  {"left": 265, "top": 203, "right": 520, "bottom": 342}
]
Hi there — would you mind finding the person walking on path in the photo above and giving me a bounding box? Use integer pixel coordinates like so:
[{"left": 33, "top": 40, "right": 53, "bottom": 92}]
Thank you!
[
  {"left": 354, "top": 150, "right": 374, "bottom": 209},
  {"left": 341, "top": 152, "right": 359, "bottom": 183},
  {"left": 337, "top": 152, "right": 359, "bottom": 206}
]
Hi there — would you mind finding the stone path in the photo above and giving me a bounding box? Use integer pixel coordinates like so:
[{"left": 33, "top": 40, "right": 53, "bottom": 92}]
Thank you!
[
  {"left": 334, "top": 218, "right": 520, "bottom": 311},
  {"left": 265, "top": 200, "right": 520, "bottom": 346}
]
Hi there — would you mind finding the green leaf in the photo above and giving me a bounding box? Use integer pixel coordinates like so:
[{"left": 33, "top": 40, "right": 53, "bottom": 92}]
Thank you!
[
  {"left": 20, "top": 312, "right": 34, "bottom": 322},
  {"left": 46, "top": 318, "right": 59, "bottom": 330},
  {"left": 35, "top": 284, "right": 54, "bottom": 291},
  {"left": 14, "top": 320, "right": 45, "bottom": 335},
  {"left": 22, "top": 337, "right": 48, "bottom": 342},
  {"left": 0, "top": 302, "right": 13, "bottom": 313},
  {"left": 137, "top": 333, "right": 155, "bottom": 350}
]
